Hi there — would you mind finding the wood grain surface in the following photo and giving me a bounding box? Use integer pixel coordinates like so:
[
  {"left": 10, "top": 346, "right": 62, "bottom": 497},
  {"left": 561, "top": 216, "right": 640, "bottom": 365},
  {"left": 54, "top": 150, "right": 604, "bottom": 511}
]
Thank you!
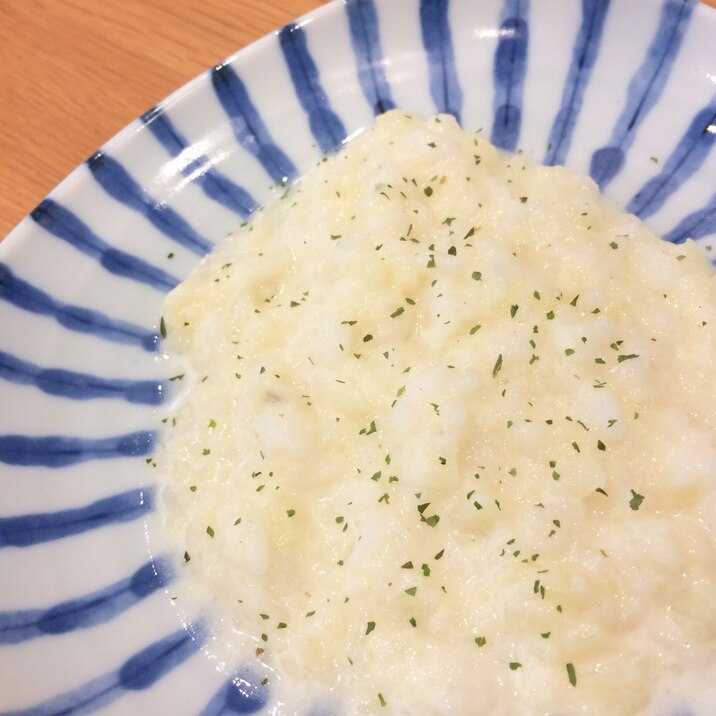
[{"left": 0, "top": 0, "right": 714, "bottom": 240}]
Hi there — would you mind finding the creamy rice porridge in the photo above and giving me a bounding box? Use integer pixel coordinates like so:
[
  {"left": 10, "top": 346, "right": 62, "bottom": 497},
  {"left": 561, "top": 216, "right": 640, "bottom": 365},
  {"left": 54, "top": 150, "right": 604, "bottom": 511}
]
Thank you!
[{"left": 155, "top": 111, "right": 716, "bottom": 715}]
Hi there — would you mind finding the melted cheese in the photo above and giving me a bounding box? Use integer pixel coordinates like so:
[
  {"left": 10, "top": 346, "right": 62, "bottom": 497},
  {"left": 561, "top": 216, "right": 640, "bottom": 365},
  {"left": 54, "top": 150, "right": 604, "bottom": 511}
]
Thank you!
[{"left": 156, "top": 111, "right": 716, "bottom": 715}]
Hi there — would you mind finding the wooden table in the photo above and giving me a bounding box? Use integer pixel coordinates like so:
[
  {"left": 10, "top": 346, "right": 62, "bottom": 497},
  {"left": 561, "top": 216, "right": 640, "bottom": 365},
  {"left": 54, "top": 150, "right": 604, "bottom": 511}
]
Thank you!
[{"left": 1, "top": 0, "right": 714, "bottom": 240}]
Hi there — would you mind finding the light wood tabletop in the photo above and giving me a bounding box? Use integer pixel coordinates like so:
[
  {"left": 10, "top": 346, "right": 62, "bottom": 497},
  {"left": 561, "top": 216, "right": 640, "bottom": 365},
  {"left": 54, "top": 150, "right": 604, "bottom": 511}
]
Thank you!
[{"left": 1, "top": 0, "right": 714, "bottom": 240}]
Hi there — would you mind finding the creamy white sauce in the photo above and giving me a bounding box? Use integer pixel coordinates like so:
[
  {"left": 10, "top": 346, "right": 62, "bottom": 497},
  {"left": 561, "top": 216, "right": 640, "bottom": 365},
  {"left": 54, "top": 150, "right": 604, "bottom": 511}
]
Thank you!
[{"left": 156, "top": 111, "right": 716, "bottom": 715}]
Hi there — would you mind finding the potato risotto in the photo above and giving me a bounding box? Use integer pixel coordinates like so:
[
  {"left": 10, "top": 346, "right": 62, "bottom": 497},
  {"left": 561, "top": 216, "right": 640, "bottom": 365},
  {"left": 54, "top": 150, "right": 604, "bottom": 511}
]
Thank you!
[{"left": 156, "top": 111, "right": 716, "bottom": 715}]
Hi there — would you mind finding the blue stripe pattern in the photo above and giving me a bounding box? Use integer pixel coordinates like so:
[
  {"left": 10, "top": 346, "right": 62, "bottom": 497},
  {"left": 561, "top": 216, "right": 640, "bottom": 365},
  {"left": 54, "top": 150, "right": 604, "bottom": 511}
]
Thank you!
[
  {"left": 0, "top": 558, "right": 172, "bottom": 644},
  {"left": 544, "top": 0, "right": 611, "bottom": 166},
  {"left": 0, "top": 432, "right": 155, "bottom": 467},
  {"left": 0, "top": 488, "right": 153, "bottom": 548},
  {"left": 664, "top": 192, "right": 716, "bottom": 244},
  {"left": 490, "top": 0, "right": 529, "bottom": 152},
  {"left": 626, "top": 100, "right": 716, "bottom": 218},
  {"left": 87, "top": 151, "right": 212, "bottom": 256},
  {"left": 201, "top": 673, "right": 269, "bottom": 715},
  {"left": 345, "top": 0, "right": 396, "bottom": 115},
  {"left": 0, "top": 627, "right": 203, "bottom": 716},
  {"left": 0, "top": 350, "right": 164, "bottom": 404},
  {"left": 420, "top": 0, "right": 463, "bottom": 121},
  {"left": 30, "top": 199, "right": 178, "bottom": 292},
  {"left": 589, "top": 0, "right": 696, "bottom": 188},
  {"left": 211, "top": 63, "right": 298, "bottom": 184},
  {"left": 141, "top": 107, "right": 258, "bottom": 217},
  {"left": 278, "top": 24, "right": 348, "bottom": 152},
  {"left": 0, "top": 263, "right": 159, "bottom": 352}
]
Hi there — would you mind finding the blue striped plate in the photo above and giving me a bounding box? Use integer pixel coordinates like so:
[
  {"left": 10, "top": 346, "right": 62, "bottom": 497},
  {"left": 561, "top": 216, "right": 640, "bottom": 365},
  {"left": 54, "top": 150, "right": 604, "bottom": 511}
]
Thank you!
[{"left": 1, "top": 0, "right": 714, "bottom": 713}]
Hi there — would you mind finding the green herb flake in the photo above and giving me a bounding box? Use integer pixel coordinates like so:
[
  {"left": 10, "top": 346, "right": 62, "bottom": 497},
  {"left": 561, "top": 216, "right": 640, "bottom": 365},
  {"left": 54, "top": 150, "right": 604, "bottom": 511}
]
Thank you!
[
  {"left": 360, "top": 420, "right": 377, "bottom": 436},
  {"left": 609, "top": 241, "right": 619, "bottom": 249},
  {"left": 469, "top": 324, "right": 482, "bottom": 335},
  {"left": 378, "top": 693, "right": 387, "bottom": 707},
  {"left": 409, "top": 617, "right": 417, "bottom": 627},
  {"left": 492, "top": 354, "right": 504, "bottom": 378},
  {"left": 286, "top": 509, "right": 296, "bottom": 517},
  {"left": 404, "top": 586, "right": 418, "bottom": 596},
  {"left": 597, "top": 440, "right": 606, "bottom": 451},
  {"left": 434, "top": 549, "right": 445, "bottom": 560},
  {"left": 541, "top": 631, "right": 551, "bottom": 639},
  {"left": 366, "top": 621, "right": 376, "bottom": 635},
  {"left": 206, "top": 525, "right": 215, "bottom": 538},
  {"left": 510, "top": 304, "right": 519, "bottom": 318},
  {"left": 617, "top": 353, "right": 639, "bottom": 363},
  {"left": 159, "top": 317, "right": 167, "bottom": 339},
  {"left": 629, "top": 490, "right": 645, "bottom": 511},
  {"left": 567, "top": 662, "right": 577, "bottom": 687},
  {"left": 546, "top": 310, "right": 555, "bottom": 320},
  {"left": 401, "top": 561, "right": 414, "bottom": 569},
  {"left": 421, "top": 563, "right": 431, "bottom": 577},
  {"left": 208, "top": 419, "right": 217, "bottom": 429},
  {"left": 471, "top": 271, "right": 482, "bottom": 281},
  {"left": 183, "top": 550, "right": 190, "bottom": 562},
  {"left": 509, "top": 662, "right": 522, "bottom": 671},
  {"left": 564, "top": 348, "right": 575, "bottom": 356},
  {"left": 424, "top": 186, "right": 433, "bottom": 197},
  {"left": 363, "top": 334, "right": 373, "bottom": 343},
  {"left": 474, "top": 636, "right": 487, "bottom": 647},
  {"left": 390, "top": 307, "right": 405, "bottom": 318}
]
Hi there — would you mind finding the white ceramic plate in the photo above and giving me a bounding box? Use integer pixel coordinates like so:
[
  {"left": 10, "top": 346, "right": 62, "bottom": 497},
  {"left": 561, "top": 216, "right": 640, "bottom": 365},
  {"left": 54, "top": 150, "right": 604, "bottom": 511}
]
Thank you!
[{"left": 1, "top": 0, "right": 715, "bottom": 713}]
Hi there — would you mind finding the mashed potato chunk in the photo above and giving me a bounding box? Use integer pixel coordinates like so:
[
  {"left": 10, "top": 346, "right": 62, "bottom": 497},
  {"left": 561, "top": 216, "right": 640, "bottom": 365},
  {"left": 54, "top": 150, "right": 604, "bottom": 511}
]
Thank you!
[{"left": 157, "top": 111, "right": 716, "bottom": 715}]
